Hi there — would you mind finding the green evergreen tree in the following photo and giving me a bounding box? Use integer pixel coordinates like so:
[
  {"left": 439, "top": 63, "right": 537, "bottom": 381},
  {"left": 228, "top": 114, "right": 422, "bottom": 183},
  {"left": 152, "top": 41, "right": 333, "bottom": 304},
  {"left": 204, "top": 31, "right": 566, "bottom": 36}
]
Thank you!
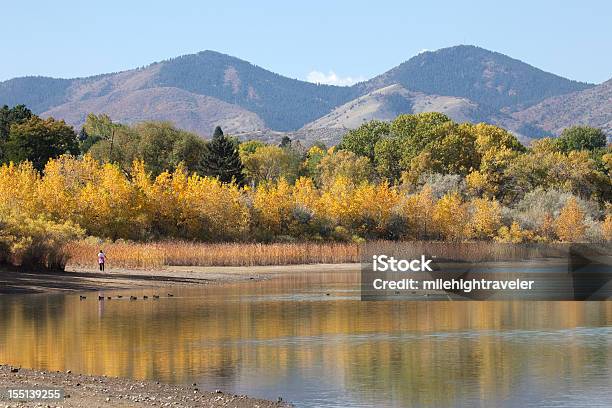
[
  {"left": 0, "top": 105, "right": 33, "bottom": 162},
  {"left": 0, "top": 105, "right": 33, "bottom": 141},
  {"left": 203, "top": 126, "right": 245, "bottom": 185},
  {"left": 279, "top": 135, "right": 292, "bottom": 148},
  {"left": 78, "top": 127, "right": 89, "bottom": 142},
  {"left": 212, "top": 125, "right": 224, "bottom": 138}
]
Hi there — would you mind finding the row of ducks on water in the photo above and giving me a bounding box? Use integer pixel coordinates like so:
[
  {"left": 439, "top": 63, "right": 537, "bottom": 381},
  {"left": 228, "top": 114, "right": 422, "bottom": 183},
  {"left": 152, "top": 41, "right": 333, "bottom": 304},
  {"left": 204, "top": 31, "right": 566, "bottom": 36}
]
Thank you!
[{"left": 79, "top": 294, "right": 174, "bottom": 301}]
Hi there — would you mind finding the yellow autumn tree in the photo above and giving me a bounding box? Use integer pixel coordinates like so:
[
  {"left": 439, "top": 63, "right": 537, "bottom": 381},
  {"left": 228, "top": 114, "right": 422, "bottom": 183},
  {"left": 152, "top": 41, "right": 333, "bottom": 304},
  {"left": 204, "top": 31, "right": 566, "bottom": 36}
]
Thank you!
[
  {"left": 0, "top": 161, "right": 40, "bottom": 217},
  {"left": 0, "top": 209, "right": 83, "bottom": 270},
  {"left": 350, "top": 182, "right": 399, "bottom": 236},
  {"left": 287, "top": 176, "right": 321, "bottom": 237},
  {"left": 432, "top": 192, "right": 471, "bottom": 241},
  {"left": 318, "top": 176, "right": 355, "bottom": 227},
  {"left": 130, "top": 159, "right": 153, "bottom": 225},
  {"left": 396, "top": 185, "right": 436, "bottom": 239},
  {"left": 252, "top": 178, "right": 294, "bottom": 239},
  {"left": 131, "top": 160, "right": 249, "bottom": 240},
  {"left": 0, "top": 159, "right": 85, "bottom": 269},
  {"left": 495, "top": 222, "right": 532, "bottom": 243},
  {"left": 293, "top": 177, "right": 320, "bottom": 212},
  {"left": 470, "top": 197, "right": 502, "bottom": 239},
  {"left": 180, "top": 174, "right": 249, "bottom": 241},
  {"left": 38, "top": 155, "right": 101, "bottom": 222},
  {"left": 477, "top": 147, "right": 521, "bottom": 201},
  {"left": 537, "top": 212, "right": 556, "bottom": 242},
  {"left": 76, "top": 162, "right": 140, "bottom": 239},
  {"left": 554, "top": 197, "right": 586, "bottom": 242},
  {"left": 138, "top": 165, "right": 188, "bottom": 238},
  {"left": 466, "top": 170, "right": 492, "bottom": 198},
  {"left": 317, "top": 151, "right": 371, "bottom": 188}
]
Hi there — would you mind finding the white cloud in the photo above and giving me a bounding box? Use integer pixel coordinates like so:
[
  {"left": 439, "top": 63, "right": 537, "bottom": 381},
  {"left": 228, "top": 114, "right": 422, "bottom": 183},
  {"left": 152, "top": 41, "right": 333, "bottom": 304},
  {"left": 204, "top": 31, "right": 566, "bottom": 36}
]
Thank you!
[
  {"left": 306, "top": 70, "right": 365, "bottom": 86},
  {"left": 417, "top": 48, "right": 430, "bottom": 55}
]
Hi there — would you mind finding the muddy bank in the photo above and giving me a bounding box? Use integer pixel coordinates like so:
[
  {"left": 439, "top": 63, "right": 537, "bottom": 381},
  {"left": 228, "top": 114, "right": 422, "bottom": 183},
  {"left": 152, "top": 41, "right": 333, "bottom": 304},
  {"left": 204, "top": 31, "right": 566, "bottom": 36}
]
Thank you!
[
  {"left": 0, "top": 264, "right": 360, "bottom": 295},
  {"left": 0, "top": 364, "right": 290, "bottom": 407}
]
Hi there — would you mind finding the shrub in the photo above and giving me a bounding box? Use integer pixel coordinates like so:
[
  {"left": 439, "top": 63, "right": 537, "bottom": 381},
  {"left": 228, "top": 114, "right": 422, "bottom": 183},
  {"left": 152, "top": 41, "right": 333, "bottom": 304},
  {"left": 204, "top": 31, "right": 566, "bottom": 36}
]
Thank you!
[
  {"left": 0, "top": 209, "right": 83, "bottom": 270},
  {"left": 510, "top": 188, "right": 600, "bottom": 231},
  {"left": 418, "top": 173, "right": 466, "bottom": 199},
  {"left": 495, "top": 222, "right": 533, "bottom": 243}
]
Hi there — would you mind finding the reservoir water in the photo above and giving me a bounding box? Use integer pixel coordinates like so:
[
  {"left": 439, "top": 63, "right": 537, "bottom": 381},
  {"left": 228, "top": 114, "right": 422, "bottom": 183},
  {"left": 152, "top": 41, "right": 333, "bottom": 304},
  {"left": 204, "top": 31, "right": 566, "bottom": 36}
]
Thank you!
[{"left": 1, "top": 270, "right": 611, "bottom": 407}]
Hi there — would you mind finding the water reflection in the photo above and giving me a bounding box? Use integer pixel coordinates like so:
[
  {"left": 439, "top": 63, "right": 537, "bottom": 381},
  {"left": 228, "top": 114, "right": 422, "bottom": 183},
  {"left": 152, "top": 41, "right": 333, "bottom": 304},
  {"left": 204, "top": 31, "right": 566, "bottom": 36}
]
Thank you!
[{"left": 1, "top": 271, "right": 611, "bottom": 407}]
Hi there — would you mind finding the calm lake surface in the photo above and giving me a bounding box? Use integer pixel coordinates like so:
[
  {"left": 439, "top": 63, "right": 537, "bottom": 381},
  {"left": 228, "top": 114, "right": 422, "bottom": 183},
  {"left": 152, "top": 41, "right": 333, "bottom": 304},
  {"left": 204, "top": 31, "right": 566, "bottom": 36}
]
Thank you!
[{"left": 1, "top": 271, "right": 611, "bottom": 407}]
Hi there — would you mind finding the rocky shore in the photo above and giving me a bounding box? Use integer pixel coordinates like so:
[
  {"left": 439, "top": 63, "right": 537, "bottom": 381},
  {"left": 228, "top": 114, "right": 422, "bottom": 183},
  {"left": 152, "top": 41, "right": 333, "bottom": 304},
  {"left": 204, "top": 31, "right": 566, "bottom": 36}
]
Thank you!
[{"left": 0, "top": 365, "right": 290, "bottom": 408}]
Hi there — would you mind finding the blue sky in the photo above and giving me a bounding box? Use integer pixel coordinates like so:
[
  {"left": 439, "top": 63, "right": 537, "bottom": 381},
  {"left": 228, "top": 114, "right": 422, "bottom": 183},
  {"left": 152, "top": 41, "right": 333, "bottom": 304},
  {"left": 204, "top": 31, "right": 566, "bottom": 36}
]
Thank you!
[{"left": 2, "top": 1, "right": 611, "bottom": 84}]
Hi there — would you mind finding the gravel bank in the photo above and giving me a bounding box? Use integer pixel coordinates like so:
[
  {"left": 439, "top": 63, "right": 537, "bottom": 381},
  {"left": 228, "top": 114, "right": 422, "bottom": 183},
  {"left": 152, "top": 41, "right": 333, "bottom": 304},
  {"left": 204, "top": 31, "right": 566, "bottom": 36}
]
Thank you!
[{"left": 0, "top": 364, "right": 291, "bottom": 408}]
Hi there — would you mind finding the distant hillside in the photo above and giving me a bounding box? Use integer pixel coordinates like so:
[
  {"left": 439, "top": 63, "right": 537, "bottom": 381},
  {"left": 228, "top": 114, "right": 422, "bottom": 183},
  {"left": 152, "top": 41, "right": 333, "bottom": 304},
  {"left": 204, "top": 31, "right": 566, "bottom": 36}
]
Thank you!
[
  {"left": 513, "top": 78, "right": 612, "bottom": 135},
  {"left": 0, "top": 76, "right": 72, "bottom": 112},
  {"left": 302, "top": 84, "right": 482, "bottom": 130},
  {"left": 232, "top": 128, "right": 348, "bottom": 147},
  {"left": 155, "top": 51, "right": 357, "bottom": 130},
  {"left": 359, "top": 45, "right": 593, "bottom": 111},
  {"left": 0, "top": 51, "right": 358, "bottom": 135},
  {"left": 44, "top": 87, "right": 266, "bottom": 136},
  {"left": 0, "top": 45, "right": 607, "bottom": 143}
]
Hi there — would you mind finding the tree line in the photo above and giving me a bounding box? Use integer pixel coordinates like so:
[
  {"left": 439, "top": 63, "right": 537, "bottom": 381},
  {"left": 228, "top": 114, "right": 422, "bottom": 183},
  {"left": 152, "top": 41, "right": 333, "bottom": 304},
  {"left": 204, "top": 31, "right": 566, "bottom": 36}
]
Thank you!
[{"left": 0, "top": 105, "right": 610, "bottom": 269}]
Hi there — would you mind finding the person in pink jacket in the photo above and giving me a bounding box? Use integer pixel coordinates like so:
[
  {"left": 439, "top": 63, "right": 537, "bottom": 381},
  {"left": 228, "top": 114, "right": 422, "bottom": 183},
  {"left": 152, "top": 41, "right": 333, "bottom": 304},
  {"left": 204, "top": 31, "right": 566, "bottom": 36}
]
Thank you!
[{"left": 98, "top": 250, "right": 106, "bottom": 272}]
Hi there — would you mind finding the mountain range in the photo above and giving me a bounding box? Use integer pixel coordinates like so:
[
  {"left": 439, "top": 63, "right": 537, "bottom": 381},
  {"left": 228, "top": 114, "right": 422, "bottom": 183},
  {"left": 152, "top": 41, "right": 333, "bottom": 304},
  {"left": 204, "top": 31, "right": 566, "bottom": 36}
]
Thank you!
[{"left": 1, "top": 45, "right": 609, "bottom": 144}]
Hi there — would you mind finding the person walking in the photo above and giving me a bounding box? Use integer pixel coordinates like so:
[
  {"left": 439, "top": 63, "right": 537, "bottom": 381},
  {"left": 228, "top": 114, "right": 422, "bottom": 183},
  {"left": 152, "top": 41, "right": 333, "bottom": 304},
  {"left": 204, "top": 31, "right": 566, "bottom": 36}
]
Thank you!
[{"left": 98, "top": 250, "right": 106, "bottom": 272}]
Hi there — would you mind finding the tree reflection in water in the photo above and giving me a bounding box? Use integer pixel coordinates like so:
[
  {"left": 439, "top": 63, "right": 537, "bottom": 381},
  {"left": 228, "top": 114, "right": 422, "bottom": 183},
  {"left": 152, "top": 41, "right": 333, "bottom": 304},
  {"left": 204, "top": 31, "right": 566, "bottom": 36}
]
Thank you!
[{"left": 1, "top": 272, "right": 611, "bottom": 407}]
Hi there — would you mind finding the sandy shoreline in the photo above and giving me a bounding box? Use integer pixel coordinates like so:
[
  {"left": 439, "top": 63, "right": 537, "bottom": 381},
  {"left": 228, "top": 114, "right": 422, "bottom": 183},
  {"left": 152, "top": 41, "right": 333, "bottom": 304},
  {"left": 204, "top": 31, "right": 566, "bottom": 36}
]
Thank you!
[
  {"left": 0, "top": 263, "right": 360, "bottom": 295},
  {"left": 0, "top": 364, "right": 290, "bottom": 407}
]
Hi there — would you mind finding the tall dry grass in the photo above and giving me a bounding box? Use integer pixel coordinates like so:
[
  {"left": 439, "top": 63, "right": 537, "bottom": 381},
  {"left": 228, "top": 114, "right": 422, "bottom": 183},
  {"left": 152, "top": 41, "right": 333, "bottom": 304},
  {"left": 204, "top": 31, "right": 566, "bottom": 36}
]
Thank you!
[
  {"left": 66, "top": 241, "right": 360, "bottom": 269},
  {"left": 66, "top": 240, "right": 575, "bottom": 270}
]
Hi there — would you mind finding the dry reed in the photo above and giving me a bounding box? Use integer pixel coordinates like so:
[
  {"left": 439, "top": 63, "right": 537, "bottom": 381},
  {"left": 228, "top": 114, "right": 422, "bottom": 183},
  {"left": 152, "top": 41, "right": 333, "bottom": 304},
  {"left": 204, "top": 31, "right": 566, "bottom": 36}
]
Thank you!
[
  {"left": 66, "top": 241, "right": 360, "bottom": 269},
  {"left": 66, "top": 240, "right": 573, "bottom": 270}
]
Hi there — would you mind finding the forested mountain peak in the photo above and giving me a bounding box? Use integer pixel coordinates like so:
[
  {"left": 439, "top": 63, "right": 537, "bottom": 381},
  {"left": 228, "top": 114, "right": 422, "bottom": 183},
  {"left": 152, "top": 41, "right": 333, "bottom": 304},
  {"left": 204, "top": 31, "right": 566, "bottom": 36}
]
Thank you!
[
  {"left": 155, "top": 50, "right": 358, "bottom": 130},
  {"left": 0, "top": 76, "right": 73, "bottom": 113},
  {"left": 361, "top": 45, "right": 594, "bottom": 111}
]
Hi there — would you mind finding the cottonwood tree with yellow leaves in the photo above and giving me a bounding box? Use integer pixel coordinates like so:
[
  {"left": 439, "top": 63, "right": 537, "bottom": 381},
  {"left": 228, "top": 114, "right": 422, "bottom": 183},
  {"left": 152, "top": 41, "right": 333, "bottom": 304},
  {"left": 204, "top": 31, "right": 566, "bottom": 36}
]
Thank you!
[
  {"left": 432, "top": 192, "right": 471, "bottom": 241},
  {"left": 554, "top": 198, "right": 587, "bottom": 242},
  {"left": 396, "top": 186, "right": 436, "bottom": 240},
  {"left": 470, "top": 197, "right": 502, "bottom": 239}
]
